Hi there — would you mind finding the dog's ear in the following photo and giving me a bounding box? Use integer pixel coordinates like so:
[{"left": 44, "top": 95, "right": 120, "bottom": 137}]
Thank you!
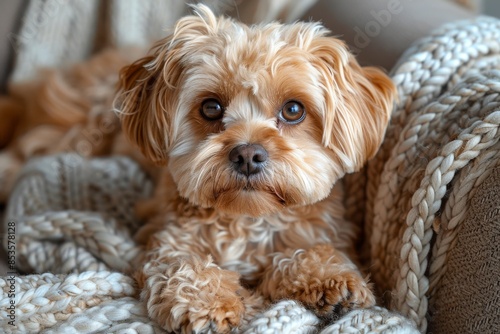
[
  {"left": 115, "top": 54, "right": 171, "bottom": 164},
  {"left": 115, "top": 5, "right": 220, "bottom": 164},
  {"left": 310, "top": 37, "right": 396, "bottom": 173}
]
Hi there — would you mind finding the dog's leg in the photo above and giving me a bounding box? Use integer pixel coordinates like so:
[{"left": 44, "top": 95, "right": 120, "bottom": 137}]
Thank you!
[
  {"left": 139, "top": 257, "right": 245, "bottom": 333},
  {"left": 258, "top": 244, "right": 375, "bottom": 319},
  {"left": 135, "top": 231, "right": 246, "bottom": 333}
]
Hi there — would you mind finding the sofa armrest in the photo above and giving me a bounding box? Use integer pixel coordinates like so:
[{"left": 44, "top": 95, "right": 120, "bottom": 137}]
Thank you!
[{"left": 302, "top": 0, "right": 476, "bottom": 70}]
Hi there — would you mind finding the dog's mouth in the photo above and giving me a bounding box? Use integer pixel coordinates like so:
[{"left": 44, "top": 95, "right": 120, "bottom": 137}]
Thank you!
[
  {"left": 214, "top": 179, "right": 260, "bottom": 198},
  {"left": 233, "top": 175, "right": 269, "bottom": 193},
  {"left": 242, "top": 182, "right": 257, "bottom": 191},
  {"left": 212, "top": 187, "right": 288, "bottom": 216},
  {"left": 213, "top": 178, "right": 287, "bottom": 205},
  {"left": 202, "top": 169, "right": 294, "bottom": 216}
]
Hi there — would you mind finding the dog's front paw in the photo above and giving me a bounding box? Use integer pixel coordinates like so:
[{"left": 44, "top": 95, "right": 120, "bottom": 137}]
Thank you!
[
  {"left": 142, "top": 260, "right": 245, "bottom": 333},
  {"left": 267, "top": 245, "right": 375, "bottom": 319},
  {"left": 288, "top": 270, "right": 376, "bottom": 318},
  {"left": 185, "top": 283, "right": 245, "bottom": 334}
]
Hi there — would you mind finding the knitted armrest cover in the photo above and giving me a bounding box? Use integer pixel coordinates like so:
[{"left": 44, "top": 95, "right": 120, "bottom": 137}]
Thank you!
[{"left": 357, "top": 16, "right": 500, "bottom": 333}]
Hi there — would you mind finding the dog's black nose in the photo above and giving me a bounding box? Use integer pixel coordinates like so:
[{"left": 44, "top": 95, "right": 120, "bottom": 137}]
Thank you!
[{"left": 229, "top": 144, "right": 268, "bottom": 176}]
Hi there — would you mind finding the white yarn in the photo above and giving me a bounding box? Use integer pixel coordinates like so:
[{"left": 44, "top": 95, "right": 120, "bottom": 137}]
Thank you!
[
  {"left": 41, "top": 298, "right": 163, "bottom": 334},
  {"left": 10, "top": 0, "right": 99, "bottom": 83},
  {"left": 241, "top": 300, "right": 319, "bottom": 334},
  {"left": 428, "top": 140, "right": 500, "bottom": 303},
  {"left": 320, "top": 307, "right": 418, "bottom": 334},
  {"left": 0, "top": 271, "right": 139, "bottom": 333}
]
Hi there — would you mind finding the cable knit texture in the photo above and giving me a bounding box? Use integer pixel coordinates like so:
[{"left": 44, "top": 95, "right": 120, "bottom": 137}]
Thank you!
[
  {"left": 1, "top": 1, "right": 499, "bottom": 333},
  {"left": 362, "top": 15, "right": 500, "bottom": 334}
]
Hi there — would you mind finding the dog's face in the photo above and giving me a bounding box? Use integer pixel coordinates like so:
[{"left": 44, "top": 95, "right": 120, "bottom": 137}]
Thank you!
[{"left": 116, "top": 5, "right": 395, "bottom": 217}]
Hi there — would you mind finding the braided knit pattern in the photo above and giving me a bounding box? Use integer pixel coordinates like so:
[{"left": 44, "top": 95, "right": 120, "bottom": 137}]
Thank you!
[
  {"left": 6, "top": 155, "right": 152, "bottom": 274},
  {"left": 1, "top": 155, "right": 158, "bottom": 333},
  {"left": 365, "top": 17, "right": 500, "bottom": 332},
  {"left": 320, "top": 307, "right": 417, "bottom": 334},
  {"left": 0, "top": 272, "right": 145, "bottom": 333},
  {"left": 241, "top": 300, "right": 319, "bottom": 334},
  {"left": 428, "top": 141, "right": 500, "bottom": 302},
  {"left": 41, "top": 298, "right": 163, "bottom": 334},
  {"left": 365, "top": 16, "right": 500, "bottom": 234}
]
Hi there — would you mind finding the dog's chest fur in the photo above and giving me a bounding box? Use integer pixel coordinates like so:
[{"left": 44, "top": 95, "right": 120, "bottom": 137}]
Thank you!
[{"left": 141, "top": 181, "right": 357, "bottom": 284}]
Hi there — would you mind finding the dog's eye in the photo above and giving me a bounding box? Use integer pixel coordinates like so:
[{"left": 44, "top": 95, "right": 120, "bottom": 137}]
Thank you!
[
  {"left": 279, "top": 101, "right": 306, "bottom": 124},
  {"left": 201, "top": 99, "right": 224, "bottom": 120}
]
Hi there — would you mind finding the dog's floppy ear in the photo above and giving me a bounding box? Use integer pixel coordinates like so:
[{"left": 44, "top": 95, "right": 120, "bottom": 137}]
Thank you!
[
  {"left": 115, "top": 53, "right": 172, "bottom": 164},
  {"left": 115, "top": 4, "right": 219, "bottom": 164},
  {"left": 311, "top": 37, "right": 396, "bottom": 173}
]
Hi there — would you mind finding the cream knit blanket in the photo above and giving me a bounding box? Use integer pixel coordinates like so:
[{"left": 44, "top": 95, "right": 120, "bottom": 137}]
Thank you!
[{"left": 2, "top": 5, "right": 499, "bottom": 334}]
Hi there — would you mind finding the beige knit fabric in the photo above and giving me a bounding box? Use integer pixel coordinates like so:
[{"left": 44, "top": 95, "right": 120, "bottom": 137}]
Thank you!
[
  {"left": 430, "top": 164, "right": 500, "bottom": 333},
  {"left": 361, "top": 16, "right": 500, "bottom": 333},
  {"left": 10, "top": 0, "right": 100, "bottom": 84}
]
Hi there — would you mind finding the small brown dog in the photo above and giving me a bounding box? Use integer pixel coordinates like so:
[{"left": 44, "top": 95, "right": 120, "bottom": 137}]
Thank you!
[{"left": 115, "top": 5, "right": 396, "bottom": 333}]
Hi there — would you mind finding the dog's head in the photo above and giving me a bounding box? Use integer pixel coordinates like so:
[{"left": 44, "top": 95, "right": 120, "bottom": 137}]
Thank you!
[{"left": 116, "top": 5, "right": 396, "bottom": 217}]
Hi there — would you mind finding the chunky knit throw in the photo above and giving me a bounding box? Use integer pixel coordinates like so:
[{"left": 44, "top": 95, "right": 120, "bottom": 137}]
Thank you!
[{"left": 2, "top": 2, "right": 500, "bottom": 333}]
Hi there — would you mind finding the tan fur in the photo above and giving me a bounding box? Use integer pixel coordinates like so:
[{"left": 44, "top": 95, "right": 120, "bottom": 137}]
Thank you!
[
  {"left": 114, "top": 5, "right": 396, "bottom": 333},
  {"left": 2, "top": 4, "right": 396, "bottom": 333},
  {"left": 0, "top": 97, "right": 23, "bottom": 149}
]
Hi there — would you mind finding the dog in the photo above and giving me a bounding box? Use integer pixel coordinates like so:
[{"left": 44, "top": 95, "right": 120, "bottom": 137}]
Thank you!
[{"left": 115, "top": 5, "right": 396, "bottom": 333}]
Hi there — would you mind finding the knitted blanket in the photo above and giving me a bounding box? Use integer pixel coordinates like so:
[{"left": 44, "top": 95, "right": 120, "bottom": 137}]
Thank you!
[{"left": 2, "top": 15, "right": 500, "bottom": 334}]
